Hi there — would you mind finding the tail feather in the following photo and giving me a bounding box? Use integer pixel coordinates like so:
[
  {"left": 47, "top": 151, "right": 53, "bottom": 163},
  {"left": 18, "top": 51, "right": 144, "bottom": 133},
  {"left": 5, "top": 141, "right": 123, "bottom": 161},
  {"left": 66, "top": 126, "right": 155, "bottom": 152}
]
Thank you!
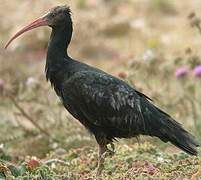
[
  {"left": 159, "top": 119, "right": 199, "bottom": 155},
  {"left": 140, "top": 99, "right": 200, "bottom": 155}
]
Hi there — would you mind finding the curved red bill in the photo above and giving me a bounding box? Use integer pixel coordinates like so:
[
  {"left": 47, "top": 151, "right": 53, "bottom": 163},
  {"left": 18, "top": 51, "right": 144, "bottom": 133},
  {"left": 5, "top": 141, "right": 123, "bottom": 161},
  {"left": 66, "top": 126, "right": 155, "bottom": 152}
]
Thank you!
[{"left": 5, "top": 16, "right": 48, "bottom": 49}]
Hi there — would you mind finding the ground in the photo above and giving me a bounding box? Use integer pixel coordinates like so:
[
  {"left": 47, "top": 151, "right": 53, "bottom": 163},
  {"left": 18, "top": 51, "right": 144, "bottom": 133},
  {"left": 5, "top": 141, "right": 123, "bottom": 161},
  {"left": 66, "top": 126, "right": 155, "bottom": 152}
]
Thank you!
[
  {"left": 0, "top": 0, "right": 201, "bottom": 179},
  {"left": 1, "top": 142, "right": 201, "bottom": 179}
]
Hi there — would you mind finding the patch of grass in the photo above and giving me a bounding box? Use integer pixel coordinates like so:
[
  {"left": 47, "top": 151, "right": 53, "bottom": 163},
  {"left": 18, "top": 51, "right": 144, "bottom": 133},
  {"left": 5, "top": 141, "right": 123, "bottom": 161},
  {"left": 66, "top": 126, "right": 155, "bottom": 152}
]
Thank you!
[{"left": 0, "top": 142, "right": 200, "bottom": 179}]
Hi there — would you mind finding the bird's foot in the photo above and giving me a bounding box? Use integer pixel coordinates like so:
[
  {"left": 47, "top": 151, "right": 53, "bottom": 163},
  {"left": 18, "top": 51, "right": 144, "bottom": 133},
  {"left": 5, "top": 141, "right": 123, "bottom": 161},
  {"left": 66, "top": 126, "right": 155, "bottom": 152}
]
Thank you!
[
  {"left": 96, "top": 152, "right": 107, "bottom": 177},
  {"left": 95, "top": 149, "right": 114, "bottom": 176},
  {"left": 96, "top": 164, "right": 104, "bottom": 177},
  {"left": 95, "top": 143, "right": 115, "bottom": 176}
]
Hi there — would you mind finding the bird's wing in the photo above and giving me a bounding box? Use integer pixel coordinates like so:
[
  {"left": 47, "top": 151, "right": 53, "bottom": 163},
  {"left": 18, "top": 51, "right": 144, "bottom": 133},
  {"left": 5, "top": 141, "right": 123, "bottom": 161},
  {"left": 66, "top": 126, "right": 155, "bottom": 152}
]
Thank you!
[
  {"left": 61, "top": 71, "right": 199, "bottom": 155},
  {"left": 61, "top": 71, "right": 152, "bottom": 134}
]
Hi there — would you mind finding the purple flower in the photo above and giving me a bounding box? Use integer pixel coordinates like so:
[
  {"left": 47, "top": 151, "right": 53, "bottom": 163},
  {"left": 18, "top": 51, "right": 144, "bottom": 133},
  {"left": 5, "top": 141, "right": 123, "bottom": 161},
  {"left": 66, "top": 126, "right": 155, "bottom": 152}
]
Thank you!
[
  {"left": 193, "top": 65, "right": 201, "bottom": 78},
  {"left": 0, "top": 79, "right": 5, "bottom": 90},
  {"left": 175, "top": 67, "right": 188, "bottom": 78}
]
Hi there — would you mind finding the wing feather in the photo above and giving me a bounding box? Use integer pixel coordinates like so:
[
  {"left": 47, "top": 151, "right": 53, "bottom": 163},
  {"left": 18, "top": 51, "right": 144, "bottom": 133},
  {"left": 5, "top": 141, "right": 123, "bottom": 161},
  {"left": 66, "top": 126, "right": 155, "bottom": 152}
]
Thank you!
[
  {"left": 61, "top": 71, "right": 147, "bottom": 134},
  {"left": 60, "top": 71, "right": 199, "bottom": 155}
]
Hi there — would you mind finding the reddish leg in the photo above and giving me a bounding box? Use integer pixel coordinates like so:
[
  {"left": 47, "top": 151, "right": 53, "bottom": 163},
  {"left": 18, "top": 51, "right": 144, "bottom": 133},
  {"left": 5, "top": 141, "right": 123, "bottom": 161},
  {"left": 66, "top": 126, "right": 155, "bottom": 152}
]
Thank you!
[{"left": 96, "top": 142, "right": 115, "bottom": 176}]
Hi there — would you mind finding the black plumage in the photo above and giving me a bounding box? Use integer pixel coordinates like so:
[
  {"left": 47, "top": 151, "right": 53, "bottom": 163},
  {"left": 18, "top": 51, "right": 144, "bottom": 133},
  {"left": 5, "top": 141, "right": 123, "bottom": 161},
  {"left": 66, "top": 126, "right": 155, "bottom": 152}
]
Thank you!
[{"left": 5, "top": 5, "right": 200, "bottom": 175}]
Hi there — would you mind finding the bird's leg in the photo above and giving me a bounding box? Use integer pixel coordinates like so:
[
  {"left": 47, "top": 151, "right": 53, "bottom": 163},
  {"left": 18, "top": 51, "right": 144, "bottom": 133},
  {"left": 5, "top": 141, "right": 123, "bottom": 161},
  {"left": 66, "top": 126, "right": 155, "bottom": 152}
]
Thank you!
[
  {"left": 96, "top": 144, "right": 107, "bottom": 176},
  {"left": 96, "top": 142, "right": 115, "bottom": 176}
]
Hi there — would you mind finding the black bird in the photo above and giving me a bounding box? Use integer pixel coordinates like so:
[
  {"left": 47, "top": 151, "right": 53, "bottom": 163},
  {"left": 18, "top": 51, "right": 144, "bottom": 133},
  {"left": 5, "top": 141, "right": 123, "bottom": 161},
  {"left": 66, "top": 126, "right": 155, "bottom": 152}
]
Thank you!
[{"left": 5, "top": 5, "right": 199, "bottom": 175}]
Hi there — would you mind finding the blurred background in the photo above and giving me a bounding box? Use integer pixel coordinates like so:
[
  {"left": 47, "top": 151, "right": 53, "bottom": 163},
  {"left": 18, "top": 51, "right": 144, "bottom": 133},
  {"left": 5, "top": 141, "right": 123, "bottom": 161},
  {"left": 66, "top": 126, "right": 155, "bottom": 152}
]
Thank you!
[{"left": 0, "top": 0, "right": 201, "bottom": 170}]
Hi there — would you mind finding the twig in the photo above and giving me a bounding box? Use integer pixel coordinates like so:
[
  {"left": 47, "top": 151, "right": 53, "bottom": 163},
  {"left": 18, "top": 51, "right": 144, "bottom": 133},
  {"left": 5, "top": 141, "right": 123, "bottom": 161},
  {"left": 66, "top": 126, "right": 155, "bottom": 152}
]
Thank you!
[
  {"left": 6, "top": 92, "right": 50, "bottom": 137},
  {"left": 0, "top": 133, "right": 24, "bottom": 144},
  {"left": 44, "top": 159, "right": 69, "bottom": 166},
  {"left": 194, "top": 24, "right": 201, "bottom": 34},
  {"left": 0, "top": 159, "right": 17, "bottom": 168},
  {"left": 188, "top": 12, "right": 201, "bottom": 35}
]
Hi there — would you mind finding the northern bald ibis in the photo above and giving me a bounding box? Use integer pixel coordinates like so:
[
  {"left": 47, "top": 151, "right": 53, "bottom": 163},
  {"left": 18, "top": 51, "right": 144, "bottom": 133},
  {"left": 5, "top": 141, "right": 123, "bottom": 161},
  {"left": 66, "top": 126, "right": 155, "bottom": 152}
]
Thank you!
[{"left": 5, "top": 5, "right": 199, "bottom": 175}]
